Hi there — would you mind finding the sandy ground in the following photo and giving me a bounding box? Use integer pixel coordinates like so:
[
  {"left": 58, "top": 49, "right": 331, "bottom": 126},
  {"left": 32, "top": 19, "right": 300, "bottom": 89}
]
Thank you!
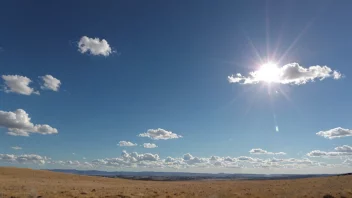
[{"left": 0, "top": 167, "right": 351, "bottom": 198}]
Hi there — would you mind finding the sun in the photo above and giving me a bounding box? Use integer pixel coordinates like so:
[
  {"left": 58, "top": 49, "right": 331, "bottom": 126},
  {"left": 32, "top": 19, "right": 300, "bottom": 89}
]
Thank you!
[{"left": 256, "top": 62, "right": 280, "bottom": 83}]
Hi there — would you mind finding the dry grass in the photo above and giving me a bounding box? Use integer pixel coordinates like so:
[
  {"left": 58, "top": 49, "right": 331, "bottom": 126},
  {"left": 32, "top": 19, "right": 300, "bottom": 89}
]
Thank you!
[{"left": 0, "top": 167, "right": 351, "bottom": 198}]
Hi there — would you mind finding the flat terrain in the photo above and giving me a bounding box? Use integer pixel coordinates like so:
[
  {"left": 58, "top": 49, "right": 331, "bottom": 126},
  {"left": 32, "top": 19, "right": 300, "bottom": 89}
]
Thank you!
[{"left": 0, "top": 167, "right": 351, "bottom": 198}]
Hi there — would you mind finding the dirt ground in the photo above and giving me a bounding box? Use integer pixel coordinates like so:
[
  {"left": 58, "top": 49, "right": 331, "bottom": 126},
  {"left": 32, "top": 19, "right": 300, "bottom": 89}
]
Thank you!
[{"left": 0, "top": 167, "right": 351, "bottom": 198}]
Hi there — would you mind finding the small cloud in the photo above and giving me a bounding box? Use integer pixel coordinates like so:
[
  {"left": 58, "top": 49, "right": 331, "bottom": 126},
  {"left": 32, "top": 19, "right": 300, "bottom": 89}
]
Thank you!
[
  {"left": 316, "top": 127, "right": 352, "bottom": 139},
  {"left": 72, "top": 153, "right": 76, "bottom": 155},
  {"left": 138, "top": 128, "right": 182, "bottom": 140},
  {"left": 183, "top": 153, "right": 193, "bottom": 160},
  {"left": 307, "top": 150, "right": 341, "bottom": 157},
  {"left": 228, "top": 63, "right": 342, "bottom": 85},
  {"left": 11, "top": 146, "right": 22, "bottom": 150},
  {"left": 335, "top": 145, "right": 352, "bottom": 152},
  {"left": 249, "top": 148, "right": 286, "bottom": 155},
  {"left": 78, "top": 36, "right": 113, "bottom": 56},
  {"left": 118, "top": 141, "right": 137, "bottom": 147},
  {"left": 143, "top": 143, "right": 158, "bottom": 148},
  {"left": 307, "top": 145, "right": 352, "bottom": 157},
  {"left": 39, "top": 75, "right": 61, "bottom": 91},
  {"left": 2, "top": 75, "right": 39, "bottom": 95}
]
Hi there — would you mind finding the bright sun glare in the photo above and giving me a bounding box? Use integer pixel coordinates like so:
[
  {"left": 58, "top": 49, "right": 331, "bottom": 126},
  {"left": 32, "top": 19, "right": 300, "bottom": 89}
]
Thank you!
[{"left": 256, "top": 62, "right": 280, "bottom": 83}]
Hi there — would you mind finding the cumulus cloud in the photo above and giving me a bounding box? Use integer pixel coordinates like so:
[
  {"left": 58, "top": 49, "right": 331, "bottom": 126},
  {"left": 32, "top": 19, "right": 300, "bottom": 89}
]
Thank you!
[
  {"left": 39, "top": 75, "right": 61, "bottom": 91},
  {"left": 256, "top": 158, "right": 321, "bottom": 169},
  {"left": 42, "top": 152, "right": 348, "bottom": 171},
  {"left": 93, "top": 151, "right": 160, "bottom": 168},
  {"left": 143, "top": 143, "right": 158, "bottom": 148},
  {"left": 228, "top": 63, "right": 342, "bottom": 85},
  {"left": 0, "top": 109, "right": 58, "bottom": 136},
  {"left": 118, "top": 141, "right": 137, "bottom": 147},
  {"left": 0, "top": 154, "right": 47, "bottom": 165},
  {"left": 183, "top": 153, "right": 193, "bottom": 160},
  {"left": 186, "top": 157, "right": 208, "bottom": 165},
  {"left": 78, "top": 36, "right": 113, "bottom": 56},
  {"left": 52, "top": 160, "right": 93, "bottom": 168},
  {"left": 165, "top": 156, "right": 175, "bottom": 163},
  {"left": 11, "top": 146, "right": 22, "bottom": 150},
  {"left": 179, "top": 153, "right": 207, "bottom": 166},
  {"left": 316, "top": 127, "right": 352, "bottom": 139},
  {"left": 335, "top": 145, "right": 352, "bottom": 152},
  {"left": 138, "top": 128, "right": 182, "bottom": 140},
  {"left": 307, "top": 150, "right": 342, "bottom": 157},
  {"left": 224, "top": 156, "right": 236, "bottom": 162},
  {"left": 93, "top": 152, "right": 221, "bottom": 170},
  {"left": 2, "top": 75, "right": 39, "bottom": 95},
  {"left": 249, "top": 148, "right": 286, "bottom": 155},
  {"left": 237, "top": 156, "right": 264, "bottom": 163},
  {"left": 307, "top": 145, "right": 352, "bottom": 157}
]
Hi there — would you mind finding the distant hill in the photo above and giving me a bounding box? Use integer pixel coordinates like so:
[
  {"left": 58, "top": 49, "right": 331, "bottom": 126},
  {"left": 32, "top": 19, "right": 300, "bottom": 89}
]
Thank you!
[{"left": 47, "top": 169, "right": 335, "bottom": 181}]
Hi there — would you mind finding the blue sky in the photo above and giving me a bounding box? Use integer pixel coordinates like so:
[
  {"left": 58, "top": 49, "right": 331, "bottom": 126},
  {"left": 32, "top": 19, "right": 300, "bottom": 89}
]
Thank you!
[{"left": 0, "top": 0, "right": 352, "bottom": 173}]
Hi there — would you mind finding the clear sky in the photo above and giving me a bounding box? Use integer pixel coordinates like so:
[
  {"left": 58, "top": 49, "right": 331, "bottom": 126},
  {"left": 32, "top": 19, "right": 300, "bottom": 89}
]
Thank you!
[{"left": 0, "top": 0, "right": 351, "bottom": 174}]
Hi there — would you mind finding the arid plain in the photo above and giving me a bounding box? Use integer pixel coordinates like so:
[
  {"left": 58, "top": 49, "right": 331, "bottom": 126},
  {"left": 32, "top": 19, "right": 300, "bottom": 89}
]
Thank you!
[{"left": 0, "top": 167, "right": 351, "bottom": 198}]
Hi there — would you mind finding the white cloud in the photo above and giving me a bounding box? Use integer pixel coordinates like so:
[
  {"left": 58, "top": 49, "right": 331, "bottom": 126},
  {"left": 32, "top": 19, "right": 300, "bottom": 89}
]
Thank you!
[
  {"left": 78, "top": 36, "right": 113, "bottom": 56},
  {"left": 224, "top": 156, "right": 236, "bottom": 162},
  {"left": 228, "top": 63, "right": 342, "bottom": 85},
  {"left": 93, "top": 151, "right": 160, "bottom": 168},
  {"left": 236, "top": 156, "right": 264, "bottom": 164},
  {"left": 143, "top": 143, "right": 158, "bottom": 148},
  {"left": 0, "top": 109, "right": 58, "bottom": 136},
  {"left": 165, "top": 157, "right": 175, "bottom": 163},
  {"left": 183, "top": 153, "right": 193, "bottom": 160},
  {"left": 186, "top": 157, "right": 208, "bottom": 165},
  {"left": 118, "top": 141, "right": 137, "bottom": 147},
  {"left": 2, "top": 75, "right": 39, "bottom": 95},
  {"left": 52, "top": 160, "right": 93, "bottom": 168},
  {"left": 0, "top": 154, "right": 46, "bottom": 164},
  {"left": 307, "top": 145, "right": 352, "bottom": 157},
  {"left": 177, "top": 154, "right": 243, "bottom": 168},
  {"left": 254, "top": 158, "right": 321, "bottom": 169},
  {"left": 307, "top": 150, "right": 342, "bottom": 157},
  {"left": 249, "top": 148, "right": 286, "bottom": 155},
  {"left": 335, "top": 145, "right": 352, "bottom": 152},
  {"left": 136, "top": 153, "right": 160, "bottom": 161},
  {"left": 43, "top": 152, "right": 350, "bottom": 172},
  {"left": 237, "top": 156, "right": 255, "bottom": 161},
  {"left": 39, "top": 75, "right": 61, "bottom": 91},
  {"left": 11, "top": 146, "right": 22, "bottom": 150},
  {"left": 138, "top": 128, "right": 182, "bottom": 140},
  {"left": 316, "top": 127, "right": 352, "bottom": 139}
]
